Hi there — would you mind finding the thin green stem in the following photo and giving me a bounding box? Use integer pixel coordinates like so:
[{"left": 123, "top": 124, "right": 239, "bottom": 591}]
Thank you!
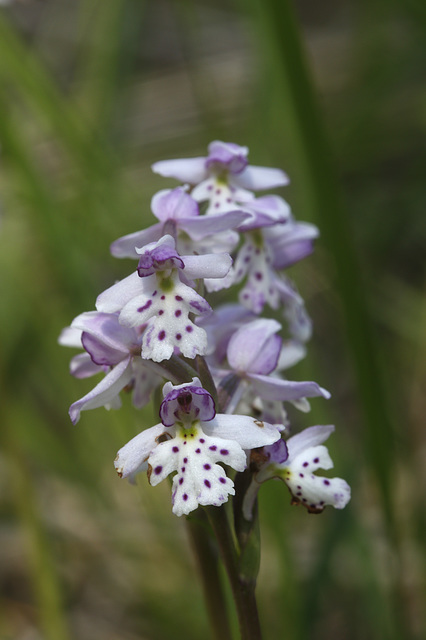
[
  {"left": 206, "top": 506, "right": 262, "bottom": 640},
  {"left": 185, "top": 510, "right": 233, "bottom": 640}
]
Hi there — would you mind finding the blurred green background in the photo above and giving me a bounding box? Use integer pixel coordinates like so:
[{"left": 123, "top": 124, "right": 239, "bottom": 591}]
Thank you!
[{"left": 0, "top": 0, "right": 425, "bottom": 639}]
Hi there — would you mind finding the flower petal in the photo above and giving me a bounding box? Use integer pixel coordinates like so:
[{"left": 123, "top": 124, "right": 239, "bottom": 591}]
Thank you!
[
  {"left": 151, "top": 187, "right": 199, "bottom": 221},
  {"left": 69, "top": 353, "right": 101, "bottom": 378},
  {"left": 226, "top": 318, "right": 282, "bottom": 374},
  {"left": 148, "top": 430, "right": 246, "bottom": 516},
  {"left": 286, "top": 424, "right": 335, "bottom": 460},
  {"left": 202, "top": 414, "right": 281, "bottom": 449},
  {"left": 71, "top": 311, "right": 135, "bottom": 354},
  {"left": 182, "top": 252, "right": 232, "bottom": 280},
  {"left": 96, "top": 272, "right": 152, "bottom": 314},
  {"left": 151, "top": 157, "right": 208, "bottom": 183},
  {"left": 110, "top": 223, "right": 162, "bottom": 259},
  {"left": 248, "top": 374, "right": 331, "bottom": 402},
  {"left": 69, "top": 357, "right": 133, "bottom": 424},
  {"left": 206, "top": 140, "right": 248, "bottom": 174},
  {"left": 234, "top": 165, "right": 289, "bottom": 190},
  {"left": 58, "top": 326, "right": 82, "bottom": 348},
  {"left": 277, "top": 340, "right": 307, "bottom": 370},
  {"left": 179, "top": 210, "right": 249, "bottom": 240},
  {"left": 114, "top": 423, "right": 166, "bottom": 479},
  {"left": 160, "top": 382, "right": 215, "bottom": 426},
  {"left": 282, "top": 444, "right": 351, "bottom": 512},
  {"left": 118, "top": 278, "right": 210, "bottom": 362}
]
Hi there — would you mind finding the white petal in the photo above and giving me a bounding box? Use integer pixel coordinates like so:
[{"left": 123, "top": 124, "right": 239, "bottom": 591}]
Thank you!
[
  {"left": 183, "top": 253, "right": 232, "bottom": 280},
  {"left": 114, "top": 423, "right": 166, "bottom": 479},
  {"left": 58, "top": 326, "right": 82, "bottom": 348},
  {"left": 110, "top": 224, "right": 162, "bottom": 258},
  {"left": 286, "top": 425, "right": 335, "bottom": 461},
  {"left": 96, "top": 272, "right": 151, "bottom": 313},
  {"left": 147, "top": 428, "right": 246, "bottom": 516},
  {"left": 283, "top": 443, "right": 351, "bottom": 512},
  {"left": 152, "top": 158, "right": 208, "bottom": 183},
  {"left": 69, "top": 357, "right": 133, "bottom": 424},
  {"left": 202, "top": 414, "right": 281, "bottom": 449},
  {"left": 233, "top": 165, "right": 289, "bottom": 190}
]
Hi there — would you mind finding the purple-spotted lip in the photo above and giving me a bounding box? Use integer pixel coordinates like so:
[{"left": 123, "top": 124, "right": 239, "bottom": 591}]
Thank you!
[
  {"left": 137, "top": 246, "right": 185, "bottom": 277},
  {"left": 160, "top": 385, "right": 216, "bottom": 426}
]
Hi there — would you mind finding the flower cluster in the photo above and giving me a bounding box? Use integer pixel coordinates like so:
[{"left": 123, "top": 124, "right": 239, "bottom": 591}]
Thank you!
[{"left": 60, "top": 140, "right": 350, "bottom": 517}]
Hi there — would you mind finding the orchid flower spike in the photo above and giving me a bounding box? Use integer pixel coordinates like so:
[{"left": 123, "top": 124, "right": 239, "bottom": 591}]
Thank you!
[
  {"left": 243, "top": 425, "right": 351, "bottom": 520},
  {"left": 114, "top": 379, "right": 282, "bottom": 516}
]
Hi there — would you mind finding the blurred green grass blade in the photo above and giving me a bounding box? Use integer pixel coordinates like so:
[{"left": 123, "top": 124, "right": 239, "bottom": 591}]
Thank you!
[
  {"left": 75, "top": 0, "right": 142, "bottom": 133},
  {"left": 0, "top": 94, "right": 96, "bottom": 304},
  {"left": 172, "top": 0, "right": 227, "bottom": 138},
  {"left": 3, "top": 415, "right": 71, "bottom": 640},
  {"left": 245, "top": 0, "right": 395, "bottom": 525},
  {"left": 0, "top": 13, "right": 113, "bottom": 179},
  {"left": 302, "top": 508, "right": 398, "bottom": 640}
]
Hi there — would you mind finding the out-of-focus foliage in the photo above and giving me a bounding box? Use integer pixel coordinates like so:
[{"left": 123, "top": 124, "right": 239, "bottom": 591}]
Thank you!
[{"left": 0, "top": 1, "right": 424, "bottom": 639}]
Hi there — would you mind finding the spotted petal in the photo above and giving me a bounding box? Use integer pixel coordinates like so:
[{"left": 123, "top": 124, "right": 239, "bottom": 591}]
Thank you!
[
  {"left": 148, "top": 428, "right": 246, "bottom": 516},
  {"left": 119, "top": 276, "right": 210, "bottom": 362},
  {"left": 281, "top": 443, "right": 350, "bottom": 512}
]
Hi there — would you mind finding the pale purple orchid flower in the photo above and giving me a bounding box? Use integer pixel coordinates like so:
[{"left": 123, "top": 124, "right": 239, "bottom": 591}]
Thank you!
[
  {"left": 59, "top": 312, "right": 162, "bottom": 424},
  {"left": 264, "top": 220, "right": 319, "bottom": 269},
  {"left": 242, "top": 425, "right": 351, "bottom": 520},
  {"left": 96, "top": 235, "right": 232, "bottom": 362},
  {"left": 152, "top": 141, "right": 289, "bottom": 215},
  {"left": 228, "top": 218, "right": 318, "bottom": 323},
  {"left": 216, "top": 318, "right": 330, "bottom": 414},
  {"left": 111, "top": 187, "right": 249, "bottom": 260},
  {"left": 114, "top": 378, "right": 282, "bottom": 516},
  {"left": 197, "top": 303, "right": 257, "bottom": 366}
]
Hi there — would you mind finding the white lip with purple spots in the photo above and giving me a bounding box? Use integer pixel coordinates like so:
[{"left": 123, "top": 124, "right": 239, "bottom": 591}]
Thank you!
[{"left": 114, "top": 379, "right": 282, "bottom": 516}]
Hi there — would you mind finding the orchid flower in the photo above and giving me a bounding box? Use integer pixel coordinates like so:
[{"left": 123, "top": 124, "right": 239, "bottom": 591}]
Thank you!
[
  {"left": 114, "top": 379, "right": 282, "bottom": 516},
  {"left": 111, "top": 186, "right": 249, "bottom": 260},
  {"left": 59, "top": 311, "right": 162, "bottom": 424},
  {"left": 96, "top": 235, "right": 232, "bottom": 361},
  {"left": 215, "top": 318, "right": 329, "bottom": 414},
  {"left": 243, "top": 425, "right": 351, "bottom": 520},
  {"left": 152, "top": 140, "right": 289, "bottom": 215}
]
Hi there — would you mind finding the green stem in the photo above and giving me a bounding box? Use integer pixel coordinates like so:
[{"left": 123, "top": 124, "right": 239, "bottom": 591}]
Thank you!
[
  {"left": 185, "top": 510, "right": 233, "bottom": 640},
  {"left": 206, "top": 506, "right": 262, "bottom": 640}
]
